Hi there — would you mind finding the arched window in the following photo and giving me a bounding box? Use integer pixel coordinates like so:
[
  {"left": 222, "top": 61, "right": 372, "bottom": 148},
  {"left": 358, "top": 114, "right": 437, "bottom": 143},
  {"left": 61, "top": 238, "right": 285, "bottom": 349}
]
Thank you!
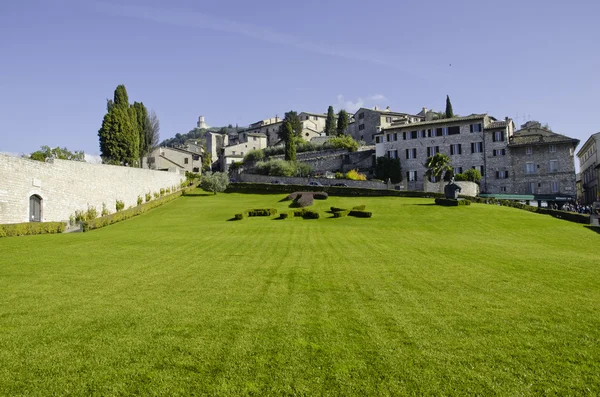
[{"left": 29, "top": 195, "right": 42, "bottom": 222}]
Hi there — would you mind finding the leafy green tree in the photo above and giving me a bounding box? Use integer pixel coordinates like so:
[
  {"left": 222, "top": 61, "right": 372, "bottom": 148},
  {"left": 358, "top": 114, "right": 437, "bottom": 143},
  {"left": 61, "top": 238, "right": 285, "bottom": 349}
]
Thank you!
[
  {"left": 29, "top": 146, "right": 85, "bottom": 162},
  {"left": 425, "top": 153, "right": 452, "bottom": 182},
  {"left": 375, "top": 156, "right": 403, "bottom": 183},
  {"left": 202, "top": 152, "right": 212, "bottom": 172},
  {"left": 325, "top": 106, "right": 336, "bottom": 136},
  {"left": 445, "top": 95, "right": 454, "bottom": 118},
  {"left": 336, "top": 110, "right": 349, "bottom": 136},
  {"left": 98, "top": 85, "right": 140, "bottom": 166},
  {"left": 462, "top": 168, "right": 482, "bottom": 182},
  {"left": 278, "top": 112, "right": 302, "bottom": 161},
  {"left": 200, "top": 172, "right": 229, "bottom": 194}
]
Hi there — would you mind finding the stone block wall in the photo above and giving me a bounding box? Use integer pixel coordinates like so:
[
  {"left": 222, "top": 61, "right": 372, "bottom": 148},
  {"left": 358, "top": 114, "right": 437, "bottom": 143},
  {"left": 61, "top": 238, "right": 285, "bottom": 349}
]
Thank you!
[
  {"left": 423, "top": 180, "right": 480, "bottom": 197},
  {"left": 0, "top": 154, "right": 185, "bottom": 224}
]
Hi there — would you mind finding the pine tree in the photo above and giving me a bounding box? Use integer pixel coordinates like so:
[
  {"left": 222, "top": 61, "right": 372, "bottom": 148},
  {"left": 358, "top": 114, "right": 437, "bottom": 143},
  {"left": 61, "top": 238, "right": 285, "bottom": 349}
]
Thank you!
[
  {"left": 445, "top": 95, "right": 454, "bottom": 118},
  {"left": 325, "top": 106, "right": 336, "bottom": 136},
  {"left": 336, "top": 110, "right": 349, "bottom": 136}
]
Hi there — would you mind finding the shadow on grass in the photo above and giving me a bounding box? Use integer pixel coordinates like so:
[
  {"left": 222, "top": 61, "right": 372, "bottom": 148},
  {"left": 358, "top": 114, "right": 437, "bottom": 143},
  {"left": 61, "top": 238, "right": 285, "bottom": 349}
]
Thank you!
[
  {"left": 412, "top": 203, "right": 436, "bottom": 206},
  {"left": 584, "top": 226, "right": 600, "bottom": 234},
  {"left": 183, "top": 193, "right": 213, "bottom": 197},
  {"left": 226, "top": 217, "right": 242, "bottom": 222}
]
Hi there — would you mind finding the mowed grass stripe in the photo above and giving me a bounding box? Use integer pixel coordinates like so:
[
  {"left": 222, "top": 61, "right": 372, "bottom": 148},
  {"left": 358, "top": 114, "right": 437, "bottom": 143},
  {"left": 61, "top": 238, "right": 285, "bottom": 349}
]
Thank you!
[{"left": 0, "top": 190, "right": 599, "bottom": 395}]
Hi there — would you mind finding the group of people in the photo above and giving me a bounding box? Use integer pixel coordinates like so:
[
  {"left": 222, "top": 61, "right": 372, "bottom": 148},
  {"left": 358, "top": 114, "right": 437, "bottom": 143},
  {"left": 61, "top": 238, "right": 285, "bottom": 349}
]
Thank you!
[{"left": 559, "top": 202, "right": 599, "bottom": 214}]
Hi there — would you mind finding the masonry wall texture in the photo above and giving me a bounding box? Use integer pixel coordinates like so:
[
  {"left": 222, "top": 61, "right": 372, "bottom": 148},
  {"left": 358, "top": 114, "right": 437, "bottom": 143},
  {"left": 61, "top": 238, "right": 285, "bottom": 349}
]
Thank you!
[
  {"left": 423, "top": 180, "right": 480, "bottom": 197},
  {"left": 237, "top": 173, "right": 388, "bottom": 189},
  {"left": 0, "top": 154, "right": 185, "bottom": 224}
]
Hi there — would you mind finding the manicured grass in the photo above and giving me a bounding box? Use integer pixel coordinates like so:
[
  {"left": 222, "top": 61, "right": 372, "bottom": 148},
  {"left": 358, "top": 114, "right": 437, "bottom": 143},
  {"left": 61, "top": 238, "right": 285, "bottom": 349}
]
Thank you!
[{"left": 1, "top": 190, "right": 599, "bottom": 395}]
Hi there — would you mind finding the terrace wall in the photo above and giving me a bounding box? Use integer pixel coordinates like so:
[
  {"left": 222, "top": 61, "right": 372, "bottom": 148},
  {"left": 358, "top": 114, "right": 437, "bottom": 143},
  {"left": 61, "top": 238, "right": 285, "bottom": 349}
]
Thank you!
[{"left": 0, "top": 154, "right": 185, "bottom": 224}]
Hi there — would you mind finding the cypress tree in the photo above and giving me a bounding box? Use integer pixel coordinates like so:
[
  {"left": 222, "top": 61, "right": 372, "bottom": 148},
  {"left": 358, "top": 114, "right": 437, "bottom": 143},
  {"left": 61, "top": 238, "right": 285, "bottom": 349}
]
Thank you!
[
  {"left": 133, "top": 102, "right": 149, "bottom": 165},
  {"left": 114, "top": 85, "right": 129, "bottom": 109},
  {"left": 325, "top": 106, "right": 336, "bottom": 136},
  {"left": 336, "top": 110, "right": 349, "bottom": 136},
  {"left": 445, "top": 95, "right": 454, "bottom": 118}
]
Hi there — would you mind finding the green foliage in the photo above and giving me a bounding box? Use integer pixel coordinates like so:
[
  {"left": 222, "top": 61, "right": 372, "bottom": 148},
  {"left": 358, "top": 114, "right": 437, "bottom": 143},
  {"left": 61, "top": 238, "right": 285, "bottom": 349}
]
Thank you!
[
  {"left": 326, "top": 135, "right": 358, "bottom": 152},
  {"left": 160, "top": 189, "right": 165, "bottom": 197},
  {"left": 132, "top": 102, "right": 150, "bottom": 163},
  {"left": 244, "top": 149, "right": 265, "bottom": 163},
  {"left": 234, "top": 213, "right": 244, "bottom": 220},
  {"left": 337, "top": 110, "right": 349, "bottom": 136},
  {"left": 293, "top": 208, "right": 320, "bottom": 219},
  {"left": 200, "top": 172, "right": 230, "bottom": 194},
  {"left": 254, "top": 160, "right": 312, "bottom": 177},
  {"left": 145, "top": 193, "right": 152, "bottom": 203},
  {"left": 346, "top": 169, "right": 366, "bottom": 181},
  {"left": 375, "top": 156, "right": 403, "bottom": 183},
  {"left": 116, "top": 200, "right": 125, "bottom": 212},
  {"left": 245, "top": 208, "right": 277, "bottom": 217},
  {"left": 425, "top": 153, "right": 452, "bottom": 181},
  {"left": 348, "top": 210, "right": 372, "bottom": 218},
  {"left": 325, "top": 106, "right": 336, "bottom": 136},
  {"left": 463, "top": 168, "right": 482, "bottom": 182},
  {"left": 0, "top": 222, "right": 65, "bottom": 238},
  {"left": 332, "top": 210, "right": 349, "bottom": 218},
  {"left": 28, "top": 146, "right": 85, "bottom": 162},
  {"left": 101, "top": 203, "right": 109, "bottom": 217},
  {"left": 86, "top": 205, "right": 98, "bottom": 221},
  {"left": 352, "top": 205, "right": 366, "bottom": 211},
  {"left": 153, "top": 192, "right": 160, "bottom": 199},
  {"left": 98, "top": 85, "right": 140, "bottom": 166},
  {"left": 137, "top": 196, "right": 143, "bottom": 206},
  {"left": 445, "top": 95, "right": 454, "bottom": 118},
  {"left": 202, "top": 152, "right": 212, "bottom": 172},
  {"left": 285, "top": 138, "right": 296, "bottom": 162}
]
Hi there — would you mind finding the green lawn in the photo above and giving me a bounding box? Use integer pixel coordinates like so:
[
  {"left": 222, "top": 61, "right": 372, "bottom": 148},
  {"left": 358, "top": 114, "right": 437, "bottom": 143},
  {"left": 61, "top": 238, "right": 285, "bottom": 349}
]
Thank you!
[{"left": 1, "top": 190, "right": 599, "bottom": 395}]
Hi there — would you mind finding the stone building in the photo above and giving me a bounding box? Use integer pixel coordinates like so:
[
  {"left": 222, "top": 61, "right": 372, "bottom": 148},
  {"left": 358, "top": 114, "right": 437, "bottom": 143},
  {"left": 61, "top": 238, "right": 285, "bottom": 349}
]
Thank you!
[
  {"left": 508, "top": 121, "right": 579, "bottom": 202},
  {"left": 347, "top": 106, "right": 424, "bottom": 145},
  {"left": 144, "top": 146, "right": 203, "bottom": 174},
  {"left": 576, "top": 132, "right": 599, "bottom": 204},
  {"left": 221, "top": 132, "right": 267, "bottom": 172},
  {"left": 375, "top": 117, "right": 579, "bottom": 204}
]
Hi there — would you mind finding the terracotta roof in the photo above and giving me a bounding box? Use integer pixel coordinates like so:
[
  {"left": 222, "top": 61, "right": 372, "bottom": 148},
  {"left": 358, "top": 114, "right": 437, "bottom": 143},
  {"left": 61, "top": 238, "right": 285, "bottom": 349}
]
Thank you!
[
  {"left": 485, "top": 121, "right": 507, "bottom": 129},
  {"left": 509, "top": 127, "right": 579, "bottom": 147},
  {"left": 383, "top": 114, "right": 487, "bottom": 131}
]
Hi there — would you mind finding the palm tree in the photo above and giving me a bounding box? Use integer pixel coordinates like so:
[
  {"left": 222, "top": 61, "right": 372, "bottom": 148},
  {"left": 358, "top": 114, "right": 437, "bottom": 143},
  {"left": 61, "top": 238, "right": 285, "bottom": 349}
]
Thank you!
[{"left": 425, "top": 153, "right": 452, "bottom": 182}]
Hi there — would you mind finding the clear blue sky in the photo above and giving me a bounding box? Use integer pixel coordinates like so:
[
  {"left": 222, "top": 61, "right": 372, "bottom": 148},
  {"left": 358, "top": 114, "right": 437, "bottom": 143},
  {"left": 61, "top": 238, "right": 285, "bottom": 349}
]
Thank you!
[{"left": 1, "top": 0, "right": 599, "bottom": 159}]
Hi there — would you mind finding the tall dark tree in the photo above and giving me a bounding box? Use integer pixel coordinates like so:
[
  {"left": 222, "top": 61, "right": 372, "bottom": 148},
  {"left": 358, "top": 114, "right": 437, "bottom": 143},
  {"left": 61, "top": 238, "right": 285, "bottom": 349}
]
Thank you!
[
  {"left": 445, "top": 95, "right": 454, "bottom": 118},
  {"left": 279, "top": 119, "right": 296, "bottom": 161},
  {"left": 375, "top": 156, "right": 402, "bottom": 183},
  {"left": 98, "top": 85, "right": 139, "bottom": 166},
  {"left": 132, "top": 102, "right": 149, "bottom": 166},
  {"left": 325, "top": 106, "right": 336, "bottom": 136},
  {"left": 336, "top": 110, "right": 349, "bottom": 136}
]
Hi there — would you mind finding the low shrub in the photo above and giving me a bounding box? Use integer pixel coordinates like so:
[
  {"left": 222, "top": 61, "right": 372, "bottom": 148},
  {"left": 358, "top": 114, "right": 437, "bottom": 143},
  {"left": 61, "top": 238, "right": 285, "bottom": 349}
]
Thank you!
[
  {"left": 153, "top": 192, "right": 160, "bottom": 199},
  {"left": 160, "top": 188, "right": 165, "bottom": 196},
  {"left": 278, "top": 213, "right": 289, "bottom": 220},
  {"left": 352, "top": 205, "right": 366, "bottom": 211},
  {"left": 145, "top": 193, "right": 152, "bottom": 203},
  {"left": 435, "top": 198, "right": 471, "bottom": 206},
  {"left": 293, "top": 208, "right": 320, "bottom": 219},
  {"left": 246, "top": 208, "right": 277, "bottom": 217},
  {"left": 348, "top": 210, "right": 373, "bottom": 218},
  {"left": 330, "top": 206, "right": 346, "bottom": 212},
  {"left": 346, "top": 169, "right": 367, "bottom": 181},
  {"left": 101, "top": 202, "right": 109, "bottom": 217},
  {"left": 0, "top": 222, "right": 65, "bottom": 238},
  {"left": 137, "top": 196, "right": 143, "bottom": 206},
  {"left": 333, "top": 210, "right": 349, "bottom": 218},
  {"left": 234, "top": 213, "right": 244, "bottom": 220},
  {"left": 166, "top": 187, "right": 171, "bottom": 194},
  {"left": 86, "top": 205, "right": 98, "bottom": 220},
  {"left": 116, "top": 200, "right": 125, "bottom": 212}
]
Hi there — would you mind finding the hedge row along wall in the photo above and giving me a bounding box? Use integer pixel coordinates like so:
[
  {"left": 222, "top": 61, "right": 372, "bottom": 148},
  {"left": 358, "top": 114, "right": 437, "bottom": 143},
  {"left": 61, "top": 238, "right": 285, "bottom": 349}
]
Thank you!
[{"left": 0, "top": 222, "right": 65, "bottom": 238}]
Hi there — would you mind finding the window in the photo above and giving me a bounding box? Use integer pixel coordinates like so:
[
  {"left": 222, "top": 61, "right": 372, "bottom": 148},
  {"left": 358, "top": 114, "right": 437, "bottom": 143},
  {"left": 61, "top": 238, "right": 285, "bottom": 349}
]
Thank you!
[
  {"left": 470, "top": 123, "right": 482, "bottom": 133},
  {"left": 474, "top": 165, "right": 485, "bottom": 176},
  {"left": 453, "top": 167, "right": 463, "bottom": 175},
  {"left": 192, "top": 155, "right": 200, "bottom": 161},
  {"left": 471, "top": 142, "right": 483, "bottom": 153},
  {"left": 407, "top": 171, "right": 417, "bottom": 181},
  {"left": 448, "top": 126, "right": 460, "bottom": 135},
  {"left": 493, "top": 149, "right": 506, "bottom": 156},
  {"left": 435, "top": 128, "right": 444, "bottom": 137},
  {"left": 388, "top": 150, "right": 398, "bottom": 159},
  {"left": 232, "top": 151, "right": 236, "bottom": 155},
  {"left": 551, "top": 181, "right": 559, "bottom": 193},
  {"left": 193, "top": 167, "right": 199, "bottom": 172},
  {"left": 500, "top": 186, "right": 507, "bottom": 192},
  {"left": 358, "top": 124, "right": 365, "bottom": 131},
  {"left": 184, "top": 158, "right": 189, "bottom": 164},
  {"left": 313, "top": 116, "right": 318, "bottom": 120},
  {"left": 427, "top": 129, "right": 433, "bottom": 137},
  {"left": 418, "top": 130, "right": 425, "bottom": 138},
  {"left": 29, "top": 195, "right": 42, "bottom": 222},
  {"left": 394, "top": 133, "right": 398, "bottom": 141},
  {"left": 406, "top": 148, "right": 417, "bottom": 159},
  {"left": 569, "top": 147, "right": 574, "bottom": 156},
  {"left": 410, "top": 131, "right": 418, "bottom": 139},
  {"left": 549, "top": 144, "right": 556, "bottom": 153},
  {"left": 525, "top": 162, "right": 535, "bottom": 174},
  {"left": 549, "top": 160, "right": 558, "bottom": 173},
  {"left": 430, "top": 176, "right": 439, "bottom": 183},
  {"left": 386, "top": 134, "right": 391, "bottom": 142},
  {"left": 385, "top": 117, "right": 392, "bottom": 123},
  {"left": 493, "top": 131, "right": 505, "bottom": 142},
  {"left": 496, "top": 170, "right": 509, "bottom": 179},
  {"left": 375, "top": 136, "right": 381, "bottom": 144},
  {"left": 450, "top": 144, "right": 462, "bottom": 155},
  {"left": 442, "top": 127, "right": 448, "bottom": 136},
  {"left": 358, "top": 112, "right": 364, "bottom": 119},
  {"left": 253, "top": 136, "right": 257, "bottom": 141},
  {"left": 427, "top": 146, "right": 439, "bottom": 157},
  {"left": 526, "top": 146, "right": 533, "bottom": 155},
  {"left": 528, "top": 182, "right": 535, "bottom": 194}
]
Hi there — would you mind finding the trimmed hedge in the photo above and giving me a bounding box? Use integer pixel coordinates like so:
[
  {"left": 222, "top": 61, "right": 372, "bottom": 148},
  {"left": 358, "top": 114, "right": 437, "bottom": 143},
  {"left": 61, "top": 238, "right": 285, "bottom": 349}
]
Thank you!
[
  {"left": 313, "top": 192, "right": 328, "bottom": 200},
  {"left": 278, "top": 213, "right": 289, "bottom": 220},
  {"left": 435, "top": 198, "right": 471, "bottom": 207},
  {"left": 352, "top": 205, "right": 366, "bottom": 211},
  {"left": 246, "top": 208, "right": 277, "bottom": 217},
  {"left": 333, "top": 210, "right": 349, "bottom": 218},
  {"left": 0, "top": 222, "right": 65, "bottom": 238},
  {"left": 84, "top": 186, "right": 193, "bottom": 232},
  {"left": 226, "top": 182, "right": 445, "bottom": 198},
  {"left": 293, "top": 208, "right": 320, "bottom": 219},
  {"left": 330, "top": 206, "right": 346, "bottom": 212},
  {"left": 348, "top": 210, "right": 373, "bottom": 218},
  {"left": 234, "top": 213, "right": 244, "bottom": 220}
]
